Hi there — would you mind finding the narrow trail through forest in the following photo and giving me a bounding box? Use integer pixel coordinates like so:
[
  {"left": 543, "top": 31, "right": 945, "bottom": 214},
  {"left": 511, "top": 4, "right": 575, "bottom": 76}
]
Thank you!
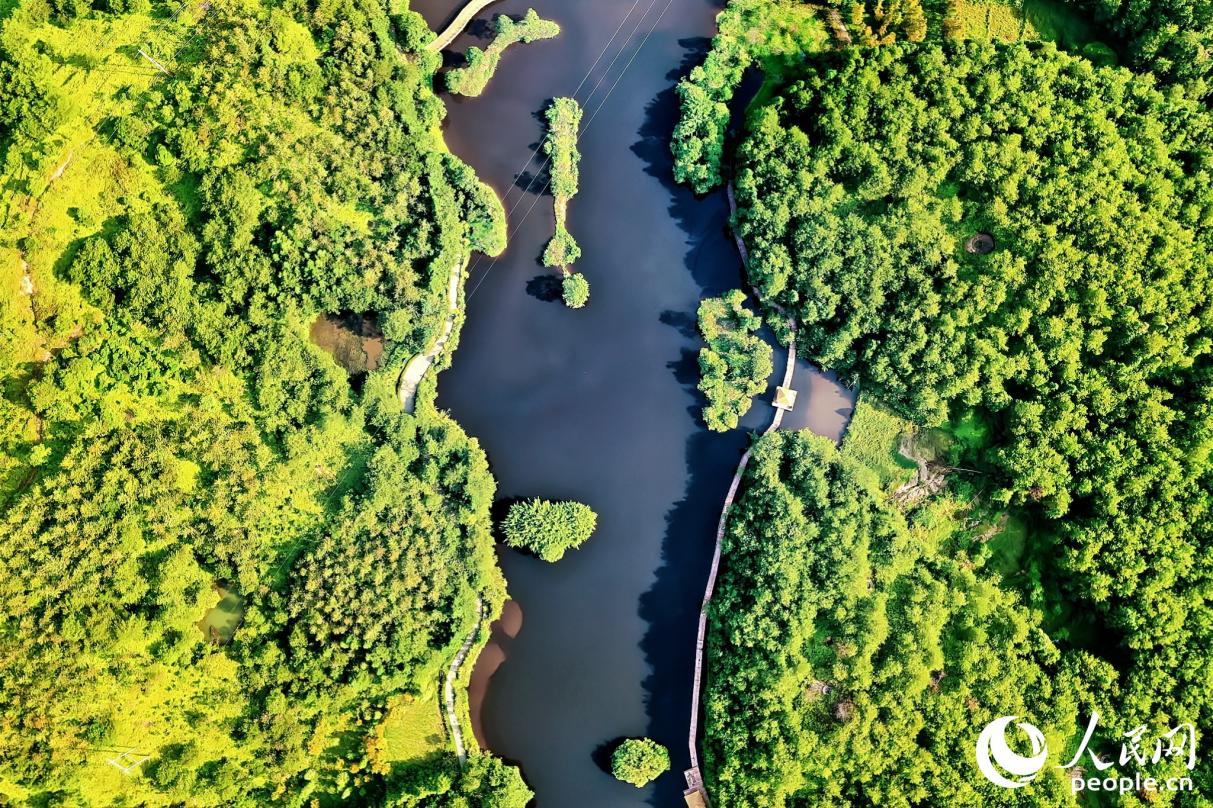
[
  {"left": 398, "top": 257, "right": 464, "bottom": 413},
  {"left": 445, "top": 597, "right": 485, "bottom": 764}
]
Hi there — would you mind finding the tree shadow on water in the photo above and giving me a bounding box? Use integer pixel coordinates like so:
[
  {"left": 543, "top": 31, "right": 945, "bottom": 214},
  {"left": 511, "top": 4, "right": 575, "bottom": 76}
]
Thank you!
[
  {"left": 631, "top": 38, "right": 746, "bottom": 296},
  {"left": 631, "top": 32, "right": 761, "bottom": 808},
  {"left": 525, "top": 273, "right": 563, "bottom": 302}
]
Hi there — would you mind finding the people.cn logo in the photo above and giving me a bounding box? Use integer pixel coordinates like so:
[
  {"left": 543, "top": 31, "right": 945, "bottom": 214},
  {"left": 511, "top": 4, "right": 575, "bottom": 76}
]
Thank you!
[{"left": 975, "top": 716, "right": 1049, "bottom": 789}]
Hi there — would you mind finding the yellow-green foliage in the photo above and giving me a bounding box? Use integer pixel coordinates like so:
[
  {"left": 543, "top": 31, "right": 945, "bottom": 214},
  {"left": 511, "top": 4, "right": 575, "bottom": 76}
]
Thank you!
[
  {"left": 948, "top": 0, "right": 1037, "bottom": 41},
  {"left": 840, "top": 397, "right": 916, "bottom": 489},
  {"left": 380, "top": 693, "right": 447, "bottom": 763},
  {"left": 446, "top": 8, "right": 559, "bottom": 97},
  {"left": 0, "top": 0, "right": 518, "bottom": 802},
  {"left": 941, "top": 0, "right": 1106, "bottom": 49}
]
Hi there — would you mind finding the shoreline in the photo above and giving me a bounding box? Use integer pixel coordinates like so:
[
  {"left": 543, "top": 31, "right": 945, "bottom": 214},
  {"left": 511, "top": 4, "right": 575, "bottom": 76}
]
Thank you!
[{"left": 427, "top": 0, "right": 504, "bottom": 52}]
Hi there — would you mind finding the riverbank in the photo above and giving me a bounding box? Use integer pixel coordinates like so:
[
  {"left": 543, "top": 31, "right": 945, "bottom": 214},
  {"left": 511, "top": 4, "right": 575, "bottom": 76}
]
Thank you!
[
  {"left": 426, "top": 1, "right": 856, "bottom": 803},
  {"left": 444, "top": 597, "right": 485, "bottom": 764},
  {"left": 397, "top": 255, "right": 466, "bottom": 413}
]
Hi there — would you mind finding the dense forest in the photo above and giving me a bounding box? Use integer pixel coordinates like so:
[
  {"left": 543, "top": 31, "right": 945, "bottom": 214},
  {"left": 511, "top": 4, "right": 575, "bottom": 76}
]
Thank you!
[
  {"left": 0, "top": 0, "right": 525, "bottom": 803},
  {"left": 705, "top": 431, "right": 1122, "bottom": 805},
  {"left": 678, "top": 0, "right": 1213, "bottom": 803}
]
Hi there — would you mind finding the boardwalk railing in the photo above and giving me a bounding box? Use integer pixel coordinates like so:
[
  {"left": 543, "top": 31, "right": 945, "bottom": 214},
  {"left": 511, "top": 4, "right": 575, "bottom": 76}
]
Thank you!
[{"left": 685, "top": 183, "right": 798, "bottom": 799}]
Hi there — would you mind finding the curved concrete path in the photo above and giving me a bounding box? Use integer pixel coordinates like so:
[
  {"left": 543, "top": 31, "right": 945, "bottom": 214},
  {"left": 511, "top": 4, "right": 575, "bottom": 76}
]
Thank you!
[
  {"left": 398, "top": 257, "right": 464, "bottom": 413},
  {"left": 445, "top": 597, "right": 485, "bottom": 765},
  {"left": 426, "top": 0, "right": 504, "bottom": 52}
]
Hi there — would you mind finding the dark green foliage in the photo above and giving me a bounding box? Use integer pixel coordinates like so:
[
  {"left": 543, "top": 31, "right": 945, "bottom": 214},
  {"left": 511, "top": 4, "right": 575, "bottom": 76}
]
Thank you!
[
  {"left": 697, "top": 289, "right": 773, "bottom": 431},
  {"left": 501, "top": 498, "right": 597, "bottom": 561},
  {"left": 385, "top": 754, "right": 533, "bottom": 806},
  {"left": 1060, "top": 0, "right": 1213, "bottom": 99},
  {"left": 610, "top": 738, "right": 669, "bottom": 787},
  {"left": 705, "top": 431, "right": 1112, "bottom": 805},
  {"left": 0, "top": 47, "right": 60, "bottom": 147},
  {"left": 282, "top": 416, "right": 497, "bottom": 700},
  {"left": 444, "top": 153, "right": 507, "bottom": 257},
  {"left": 730, "top": 40, "right": 1213, "bottom": 791},
  {"left": 671, "top": 0, "right": 828, "bottom": 193}
]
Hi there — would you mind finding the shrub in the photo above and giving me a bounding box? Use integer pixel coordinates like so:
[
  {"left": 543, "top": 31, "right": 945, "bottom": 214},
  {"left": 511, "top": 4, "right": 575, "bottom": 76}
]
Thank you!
[
  {"left": 501, "top": 498, "right": 597, "bottom": 562},
  {"left": 561, "top": 273, "right": 589, "bottom": 308},
  {"left": 611, "top": 738, "right": 669, "bottom": 787}
]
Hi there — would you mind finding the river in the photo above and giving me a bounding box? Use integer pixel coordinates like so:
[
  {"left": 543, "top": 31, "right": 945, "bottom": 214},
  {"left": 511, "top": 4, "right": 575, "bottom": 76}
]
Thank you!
[{"left": 412, "top": 0, "right": 854, "bottom": 803}]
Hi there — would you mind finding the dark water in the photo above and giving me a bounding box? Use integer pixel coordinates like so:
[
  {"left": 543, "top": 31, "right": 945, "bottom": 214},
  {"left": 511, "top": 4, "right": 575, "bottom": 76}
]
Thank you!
[{"left": 414, "top": 0, "right": 854, "bottom": 803}]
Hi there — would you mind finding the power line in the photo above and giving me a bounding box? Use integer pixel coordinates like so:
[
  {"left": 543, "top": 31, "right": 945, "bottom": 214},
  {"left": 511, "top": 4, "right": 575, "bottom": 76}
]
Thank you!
[
  {"left": 487, "top": 0, "right": 652, "bottom": 225},
  {"left": 458, "top": 0, "right": 666, "bottom": 299},
  {"left": 465, "top": 0, "right": 679, "bottom": 303}
]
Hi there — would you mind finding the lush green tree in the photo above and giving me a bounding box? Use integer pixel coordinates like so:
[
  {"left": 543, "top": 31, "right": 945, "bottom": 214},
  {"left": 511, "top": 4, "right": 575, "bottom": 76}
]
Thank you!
[
  {"left": 610, "top": 738, "right": 669, "bottom": 787},
  {"left": 697, "top": 289, "right": 773, "bottom": 431},
  {"left": 726, "top": 40, "right": 1213, "bottom": 794},
  {"left": 705, "top": 431, "right": 1114, "bottom": 805},
  {"left": 1060, "top": 0, "right": 1213, "bottom": 99},
  {"left": 541, "top": 97, "right": 585, "bottom": 270},
  {"left": 501, "top": 498, "right": 597, "bottom": 561},
  {"left": 0, "top": 0, "right": 522, "bottom": 801},
  {"left": 562, "top": 272, "right": 590, "bottom": 308},
  {"left": 670, "top": 0, "right": 829, "bottom": 193},
  {"left": 385, "top": 754, "right": 533, "bottom": 806}
]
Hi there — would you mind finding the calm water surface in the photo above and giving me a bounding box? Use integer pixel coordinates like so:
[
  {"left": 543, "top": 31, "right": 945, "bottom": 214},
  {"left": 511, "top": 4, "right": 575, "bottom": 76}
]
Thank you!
[{"left": 414, "top": 0, "right": 854, "bottom": 803}]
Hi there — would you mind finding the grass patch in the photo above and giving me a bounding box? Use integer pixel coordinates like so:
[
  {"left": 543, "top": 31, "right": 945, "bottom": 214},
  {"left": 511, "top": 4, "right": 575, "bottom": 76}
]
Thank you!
[
  {"left": 986, "top": 512, "right": 1027, "bottom": 577},
  {"left": 381, "top": 692, "right": 447, "bottom": 763},
  {"left": 948, "top": 0, "right": 1115, "bottom": 58},
  {"left": 952, "top": 0, "right": 1034, "bottom": 41},
  {"left": 841, "top": 397, "right": 916, "bottom": 489},
  {"left": 1021, "top": 0, "right": 1109, "bottom": 53}
]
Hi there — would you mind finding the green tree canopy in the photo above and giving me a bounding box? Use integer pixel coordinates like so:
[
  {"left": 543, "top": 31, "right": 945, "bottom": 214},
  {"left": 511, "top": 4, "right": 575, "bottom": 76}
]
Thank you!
[
  {"left": 610, "top": 738, "right": 670, "bottom": 788},
  {"left": 730, "top": 40, "right": 1213, "bottom": 785},
  {"left": 501, "top": 498, "right": 597, "bottom": 561},
  {"left": 698, "top": 289, "right": 774, "bottom": 431}
]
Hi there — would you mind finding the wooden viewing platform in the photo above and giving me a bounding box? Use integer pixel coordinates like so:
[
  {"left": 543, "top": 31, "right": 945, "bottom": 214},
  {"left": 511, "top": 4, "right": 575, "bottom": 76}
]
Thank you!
[
  {"left": 683, "top": 766, "right": 711, "bottom": 807},
  {"left": 773, "top": 385, "right": 798, "bottom": 412}
]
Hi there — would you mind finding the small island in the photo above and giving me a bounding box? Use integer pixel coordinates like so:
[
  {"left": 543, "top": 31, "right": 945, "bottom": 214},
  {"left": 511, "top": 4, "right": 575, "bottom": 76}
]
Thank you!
[
  {"left": 697, "top": 290, "right": 774, "bottom": 431},
  {"left": 446, "top": 9, "right": 560, "bottom": 97},
  {"left": 611, "top": 738, "right": 670, "bottom": 788},
  {"left": 502, "top": 498, "right": 597, "bottom": 561},
  {"left": 539, "top": 97, "right": 590, "bottom": 308}
]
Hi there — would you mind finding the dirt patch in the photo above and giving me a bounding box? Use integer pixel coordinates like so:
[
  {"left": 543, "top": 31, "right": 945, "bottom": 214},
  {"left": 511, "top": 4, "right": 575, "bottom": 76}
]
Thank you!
[{"left": 309, "top": 311, "right": 385, "bottom": 375}]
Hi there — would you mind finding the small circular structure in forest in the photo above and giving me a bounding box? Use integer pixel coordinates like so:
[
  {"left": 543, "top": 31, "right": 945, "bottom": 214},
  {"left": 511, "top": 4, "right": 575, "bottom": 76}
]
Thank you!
[{"left": 965, "top": 232, "right": 995, "bottom": 254}]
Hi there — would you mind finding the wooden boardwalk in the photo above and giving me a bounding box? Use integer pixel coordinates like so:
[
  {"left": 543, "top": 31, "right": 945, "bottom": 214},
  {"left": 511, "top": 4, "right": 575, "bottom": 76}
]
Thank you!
[{"left": 685, "top": 184, "right": 797, "bottom": 802}]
